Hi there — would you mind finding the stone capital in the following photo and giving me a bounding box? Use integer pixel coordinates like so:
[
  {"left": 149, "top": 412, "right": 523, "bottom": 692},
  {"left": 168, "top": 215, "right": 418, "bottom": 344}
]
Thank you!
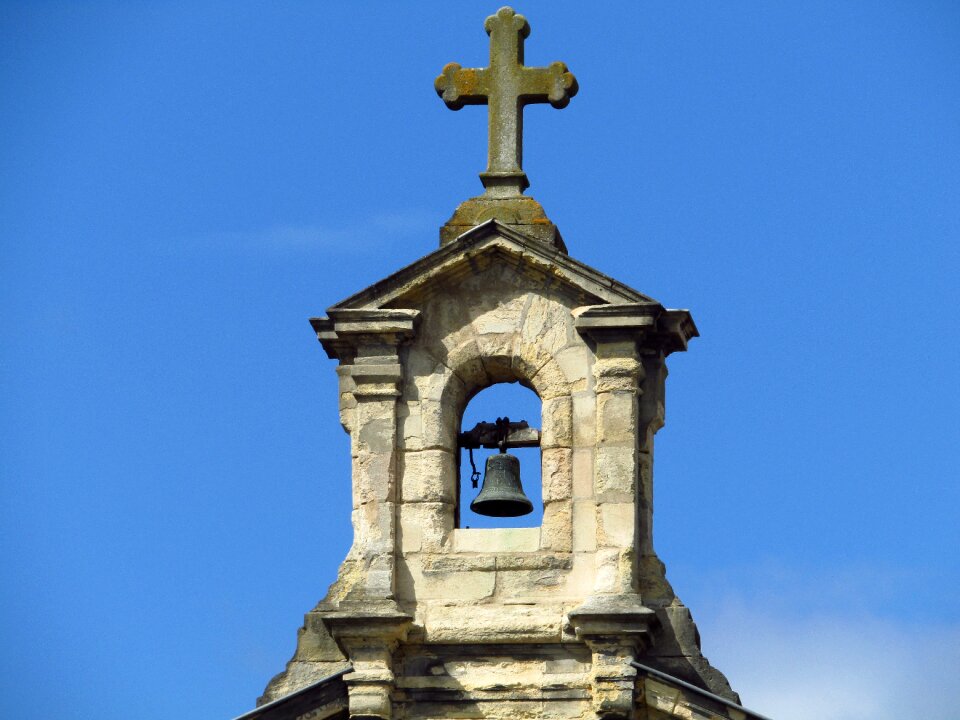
[
  {"left": 318, "top": 607, "right": 413, "bottom": 720},
  {"left": 567, "top": 593, "right": 659, "bottom": 648},
  {"left": 575, "top": 303, "right": 698, "bottom": 356},
  {"left": 311, "top": 309, "right": 420, "bottom": 361},
  {"left": 319, "top": 605, "right": 413, "bottom": 647},
  {"left": 568, "top": 595, "right": 658, "bottom": 720}
]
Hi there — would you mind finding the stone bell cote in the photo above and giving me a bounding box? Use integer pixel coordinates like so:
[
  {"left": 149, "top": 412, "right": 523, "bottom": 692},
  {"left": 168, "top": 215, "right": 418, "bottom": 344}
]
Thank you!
[
  {"left": 311, "top": 220, "right": 698, "bottom": 626},
  {"left": 248, "top": 7, "right": 762, "bottom": 720}
]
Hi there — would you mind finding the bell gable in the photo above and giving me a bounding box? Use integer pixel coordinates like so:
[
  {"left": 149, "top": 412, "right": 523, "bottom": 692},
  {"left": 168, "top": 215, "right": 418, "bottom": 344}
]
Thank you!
[{"left": 324, "top": 220, "right": 656, "bottom": 313}]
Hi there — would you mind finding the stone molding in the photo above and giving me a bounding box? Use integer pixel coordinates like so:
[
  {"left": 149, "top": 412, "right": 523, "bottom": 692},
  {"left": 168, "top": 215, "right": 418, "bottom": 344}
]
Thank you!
[{"left": 575, "top": 302, "right": 698, "bottom": 356}]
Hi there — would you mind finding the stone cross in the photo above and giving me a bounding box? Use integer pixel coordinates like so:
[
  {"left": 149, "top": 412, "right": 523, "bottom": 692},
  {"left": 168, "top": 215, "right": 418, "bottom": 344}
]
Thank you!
[{"left": 435, "top": 6, "right": 578, "bottom": 197}]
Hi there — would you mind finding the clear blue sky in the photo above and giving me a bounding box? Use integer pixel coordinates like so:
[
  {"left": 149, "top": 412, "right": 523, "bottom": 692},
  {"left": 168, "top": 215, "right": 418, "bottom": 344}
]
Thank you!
[{"left": 2, "top": 2, "right": 958, "bottom": 719}]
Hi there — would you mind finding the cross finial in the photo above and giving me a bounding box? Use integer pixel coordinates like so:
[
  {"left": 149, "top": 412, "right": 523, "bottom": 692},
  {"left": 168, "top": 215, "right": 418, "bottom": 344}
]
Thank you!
[{"left": 436, "top": 6, "right": 578, "bottom": 197}]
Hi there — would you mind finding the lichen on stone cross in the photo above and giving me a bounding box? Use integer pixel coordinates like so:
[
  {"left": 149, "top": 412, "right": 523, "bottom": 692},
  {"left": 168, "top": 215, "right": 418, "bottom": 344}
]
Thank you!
[{"left": 435, "top": 6, "right": 578, "bottom": 197}]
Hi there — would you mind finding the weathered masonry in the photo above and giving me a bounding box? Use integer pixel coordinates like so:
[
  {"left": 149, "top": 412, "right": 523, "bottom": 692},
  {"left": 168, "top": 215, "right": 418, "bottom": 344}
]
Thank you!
[{"left": 236, "top": 7, "right": 772, "bottom": 720}]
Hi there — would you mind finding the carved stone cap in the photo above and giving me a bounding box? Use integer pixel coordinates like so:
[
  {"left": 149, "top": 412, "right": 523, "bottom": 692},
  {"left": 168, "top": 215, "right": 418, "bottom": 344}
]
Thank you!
[
  {"left": 310, "top": 309, "right": 420, "bottom": 360},
  {"left": 440, "top": 194, "right": 566, "bottom": 251},
  {"left": 567, "top": 594, "right": 660, "bottom": 646},
  {"left": 575, "top": 303, "right": 698, "bottom": 355},
  {"left": 315, "top": 606, "right": 413, "bottom": 646}
]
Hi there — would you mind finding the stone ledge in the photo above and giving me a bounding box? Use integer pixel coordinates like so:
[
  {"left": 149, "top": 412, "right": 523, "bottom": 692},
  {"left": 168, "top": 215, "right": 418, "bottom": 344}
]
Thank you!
[
  {"left": 418, "top": 552, "right": 573, "bottom": 573},
  {"left": 453, "top": 527, "right": 540, "bottom": 553},
  {"left": 567, "top": 594, "right": 659, "bottom": 645}
]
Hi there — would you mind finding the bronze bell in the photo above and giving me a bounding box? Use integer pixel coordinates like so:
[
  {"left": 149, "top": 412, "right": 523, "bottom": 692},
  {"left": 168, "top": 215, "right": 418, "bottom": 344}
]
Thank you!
[{"left": 470, "top": 451, "right": 534, "bottom": 517}]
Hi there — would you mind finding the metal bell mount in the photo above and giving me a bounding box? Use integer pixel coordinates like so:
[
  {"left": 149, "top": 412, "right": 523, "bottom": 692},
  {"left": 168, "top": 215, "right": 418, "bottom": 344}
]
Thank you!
[{"left": 460, "top": 417, "right": 537, "bottom": 518}]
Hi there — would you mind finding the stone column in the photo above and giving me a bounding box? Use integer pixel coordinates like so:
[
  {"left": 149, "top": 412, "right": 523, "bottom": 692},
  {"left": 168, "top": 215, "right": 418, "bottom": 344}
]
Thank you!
[
  {"left": 576, "top": 303, "right": 659, "bottom": 599},
  {"left": 314, "top": 309, "right": 419, "bottom": 606},
  {"left": 572, "top": 303, "right": 697, "bottom": 602},
  {"left": 592, "top": 335, "right": 644, "bottom": 596},
  {"left": 311, "top": 310, "right": 419, "bottom": 720},
  {"left": 571, "top": 303, "right": 663, "bottom": 720},
  {"left": 323, "top": 612, "right": 411, "bottom": 720}
]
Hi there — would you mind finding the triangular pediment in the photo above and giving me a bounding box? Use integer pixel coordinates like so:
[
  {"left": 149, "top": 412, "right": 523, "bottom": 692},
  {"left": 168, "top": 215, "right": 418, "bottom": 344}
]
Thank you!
[{"left": 328, "top": 220, "right": 656, "bottom": 311}]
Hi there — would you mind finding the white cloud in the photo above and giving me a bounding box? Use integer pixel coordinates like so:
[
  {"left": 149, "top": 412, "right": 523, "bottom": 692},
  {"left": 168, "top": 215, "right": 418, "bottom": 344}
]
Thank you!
[
  {"left": 189, "top": 210, "right": 438, "bottom": 254},
  {"left": 690, "top": 589, "right": 960, "bottom": 720}
]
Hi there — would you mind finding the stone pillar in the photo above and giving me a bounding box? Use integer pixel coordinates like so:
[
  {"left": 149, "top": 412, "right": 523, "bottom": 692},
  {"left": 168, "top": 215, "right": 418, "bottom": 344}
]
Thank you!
[
  {"left": 311, "top": 310, "right": 419, "bottom": 719},
  {"left": 313, "top": 309, "right": 419, "bottom": 605},
  {"left": 346, "top": 355, "right": 402, "bottom": 601},
  {"left": 575, "top": 303, "right": 659, "bottom": 603},
  {"left": 592, "top": 335, "right": 644, "bottom": 596},
  {"left": 571, "top": 303, "right": 665, "bottom": 720},
  {"left": 573, "top": 302, "right": 696, "bottom": 602},
  {"left": 567, "top": 603, "right": 655, "bottom": 720},
  {"left": 323, "top": 612, "right": 411, "bottom": 720}
]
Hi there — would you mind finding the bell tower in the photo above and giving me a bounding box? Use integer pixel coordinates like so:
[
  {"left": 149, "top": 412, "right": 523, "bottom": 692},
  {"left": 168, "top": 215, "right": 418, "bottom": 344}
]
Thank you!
[{"left": 243, "top": 7, "right": 770, "bottom": 720}]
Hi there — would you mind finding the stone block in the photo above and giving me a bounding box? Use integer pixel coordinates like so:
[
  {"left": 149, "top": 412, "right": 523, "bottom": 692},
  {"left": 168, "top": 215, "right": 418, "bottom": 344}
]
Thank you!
[
  {"left": 398, "top": 504, "right": 423, "bottom": 553},
  {"left": 542, "top": 699, "right": 591, "bottom": 719},
  {"left": 594, "top": 446, "right": 637, "bottom": 502},
  {"left": 398, "top": 502, "right": 453, "bottom": 553},
  {"left": 571, "top": 391, "right": 596, "bottom": 447},
  {"left": 593, "top": 338, "right": 639, "bottom": 360},
  {"left": 541, "top": 500, "right": 573, "bottom": 552},
  {"left": 545, "top": 657, "right": 588, "bottom": 675},
  {"left": 444, "top": 338, "right": 490, "bottom": 389},
  {"left": 420, "top": 399, "right": 458, "bottom": 449},
  {"left": 405, "top": 351, "right": 451, "bottom": 403},
  {"left": 422, "top": 554, "right": 496, "bottom": 573},
  {"left": 479, "top": 349, "right": 519, "bottom": 384},
  {"left": 397, "top": 400, "right": 423, "bottom": 451},
  {"left": 453, "top": 527, "right": 540, "bottom": 553},
  {"left": 564, "top": 552, "right": 596, "bottom": 597},
  {"left": 356, "top": 411, "right": 396, "bottom": 455},
  {"left": 517, "top": 295, "right": 574, "bottom": 375},
  {"left": 529, "top": 359, "right": 572, "bottom": 400},
  {"left": 400, "top": 449, "right": 456, "bottom": 503},
  {"left": 353, "top": 451, "right": 396, "bottom": 504},
  {"left": 471, "top": 312, "right": 520, "bottom": 339},
  {"left": 594, "top": 548, "right": 632, "bottom": 594},
  {"left": 496, "top": 553, "right": 572, "bottom": 571},
  {"left": 541, "top": 395, "right": 573, "bottom": 448},
  {"left": 364, "top": 568, "right": 393, "bottom": 597},
  {"left": 597, "top": 503, "right": 636, "bottom": 548},
  {"left": 351, "top": 501, "right": 396, "bottom": 554},
  {"left": 394, "top": 556, "right": 420, "bottom": 602},
  {"left": 553, "top": 345, "right": 591, "bottom": 391},
  {"left": 422, "top": 568, "right": 496, "bottom": 602},
  {"left": 593, "top": 356, "right": 642, "bottom": 394},
  {"left": 572, "top": 501, "right": 597, "bottom": 552},
  {"left": 541, "top": 447, "right": 573, "bottom": 502},
  {"left": 596, "top": 390, "right": 637, "bottom": 447},
  {"left": 419, "top": 294, "right": 474, "bottom": 351},
  {"left": 470, "top": 292, "right": 526, "bottom": 336},
  {"left": 295, "top": 614, "right": 348, "bottom": 662},
  {"left": 424, "top": 604, "right": 563, "bottom": 643},
  {"left": 572, "top": 449, "right": 594, "bottom": 499},
  {"left": 495, "top": 567, "right": 567, "bottom": 598},
  {"left": 535, "top": 296, "right": 575, "bottom": 345}
]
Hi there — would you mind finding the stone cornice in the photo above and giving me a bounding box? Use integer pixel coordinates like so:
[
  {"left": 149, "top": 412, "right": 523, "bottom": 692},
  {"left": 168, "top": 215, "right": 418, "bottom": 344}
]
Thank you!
[
  {"left": 325, "top": 220, "right": 654, "bottom": 311},
  {"left": 310, "top": 309, "right": 420, "bottom": 360},
  {"left": 575, "top": 303, "right": 698, "bottom": 355}
]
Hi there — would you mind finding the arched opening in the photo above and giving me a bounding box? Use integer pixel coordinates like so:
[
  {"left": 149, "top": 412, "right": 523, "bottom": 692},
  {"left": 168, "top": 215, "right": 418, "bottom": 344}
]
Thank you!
[{"left": 457, "top": 382, "right": 543, "bottom": 529}]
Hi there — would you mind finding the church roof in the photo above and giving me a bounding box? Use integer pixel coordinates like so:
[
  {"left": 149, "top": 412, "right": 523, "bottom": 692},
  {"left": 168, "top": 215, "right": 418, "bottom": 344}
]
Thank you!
[
  {"left": 232, "top": 663, "right": 773, "bottom": 720},
  {"left": 325, "top": 219, "right": 658, "bottom": 311},
  {"left": 232, "top": 668, "right": 349, "bottom": 720},
  {"left": 633, "top": 662, "right": 774, "bottom": 720}
]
